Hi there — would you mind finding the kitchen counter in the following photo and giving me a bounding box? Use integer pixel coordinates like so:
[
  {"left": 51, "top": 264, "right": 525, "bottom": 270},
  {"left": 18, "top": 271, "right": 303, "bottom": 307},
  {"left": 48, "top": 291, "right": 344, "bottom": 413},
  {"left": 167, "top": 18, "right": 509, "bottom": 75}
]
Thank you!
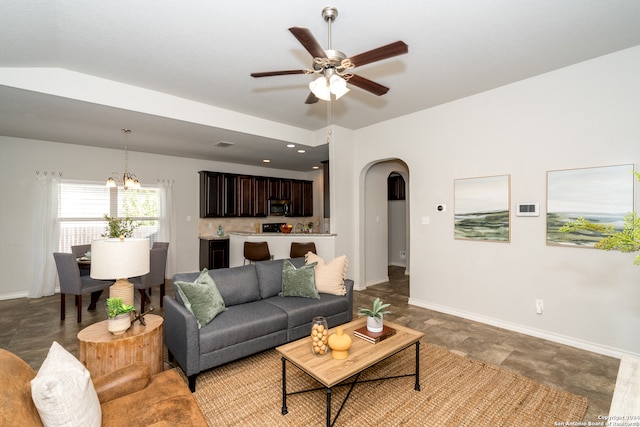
[
  {"left": 228, "top": 232, "right": 336, "bottom": 267},
  {"left": 199, "top": 235, "right": 230, "bottom": 240}
]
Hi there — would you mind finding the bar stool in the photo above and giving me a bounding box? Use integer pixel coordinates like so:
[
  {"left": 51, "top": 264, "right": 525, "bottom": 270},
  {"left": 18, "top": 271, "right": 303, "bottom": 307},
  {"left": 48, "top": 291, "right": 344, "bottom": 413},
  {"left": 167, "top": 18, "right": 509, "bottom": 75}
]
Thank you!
[
  {"left": 289, "top": 242, "right": 317, "bottom": 258},
  {"left": 244, "top": 242, "right": 272, "bottom": 265}
]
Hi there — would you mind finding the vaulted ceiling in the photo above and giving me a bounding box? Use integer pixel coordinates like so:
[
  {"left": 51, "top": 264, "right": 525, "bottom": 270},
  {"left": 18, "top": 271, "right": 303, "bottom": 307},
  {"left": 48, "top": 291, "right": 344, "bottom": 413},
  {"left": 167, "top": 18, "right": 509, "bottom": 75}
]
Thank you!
[{"left": 2, "top": 1, "right": 640, "bottom": 171}]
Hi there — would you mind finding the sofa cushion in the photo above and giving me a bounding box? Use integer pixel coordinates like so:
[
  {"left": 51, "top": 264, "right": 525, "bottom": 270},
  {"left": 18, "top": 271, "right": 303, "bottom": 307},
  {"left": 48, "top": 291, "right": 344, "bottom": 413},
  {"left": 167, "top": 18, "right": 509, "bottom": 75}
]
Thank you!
[
  {"left": 264, "top": 293, "right": 349, "bottom": 330},
  {"left": 255, "top": 258, "right": 306, "bottom": 299},
  {"left": 198, "top": 301, "right": 288, "bottom": 354},
  {"left": 31, "top": 341, "right": 101, "bottom": 427},
  {"left": 305, "top": 253, "right": 348, "bottom": 296},
  {"left": 174, "top": 269, "right": 227, "bottom": 328},
  {"left": 209, "top": 264, "right": 262, "bottom": 306},
  {"left": 279, "top": 260, "right": 319, "bottom": 299}
]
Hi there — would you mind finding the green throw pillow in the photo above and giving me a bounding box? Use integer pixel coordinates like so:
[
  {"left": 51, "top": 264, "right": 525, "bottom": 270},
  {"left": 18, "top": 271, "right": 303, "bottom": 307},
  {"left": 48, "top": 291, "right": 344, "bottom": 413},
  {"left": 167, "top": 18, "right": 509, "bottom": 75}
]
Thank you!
[
  {"left": 279, "top": 260, "right": 319, "bottom": 299},
  {"left": 174, "top": 268, "right": 226, "bottom": 328}
]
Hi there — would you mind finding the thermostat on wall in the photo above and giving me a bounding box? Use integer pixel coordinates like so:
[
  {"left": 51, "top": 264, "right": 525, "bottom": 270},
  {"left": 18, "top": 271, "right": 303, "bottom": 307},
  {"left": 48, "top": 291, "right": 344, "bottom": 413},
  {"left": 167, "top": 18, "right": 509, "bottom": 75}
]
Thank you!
[{"left": 515, "top": 203, "right": 539, "bottom": 217}]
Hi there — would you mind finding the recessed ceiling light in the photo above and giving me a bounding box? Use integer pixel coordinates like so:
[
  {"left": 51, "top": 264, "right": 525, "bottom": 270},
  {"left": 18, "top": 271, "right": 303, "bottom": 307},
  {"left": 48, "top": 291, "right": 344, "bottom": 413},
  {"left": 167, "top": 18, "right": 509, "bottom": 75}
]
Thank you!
[
  {"left": 263, "top": 159, "right": 271, "bottom": 163},
  {"left": 287, "top": 144, "right": 295, "bottom": 148},
  {"left": 312, "top": 166, "right": 320, "bottom": 169},
  {"left": 297, "top": 149, "right": 306, "bottom": 153}
]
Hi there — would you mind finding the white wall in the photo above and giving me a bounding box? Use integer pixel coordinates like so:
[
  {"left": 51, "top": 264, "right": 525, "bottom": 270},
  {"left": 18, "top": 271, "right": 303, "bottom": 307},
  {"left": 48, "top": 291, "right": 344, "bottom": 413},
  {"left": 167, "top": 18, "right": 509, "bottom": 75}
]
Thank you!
[
  {"left": 345, "top": 46, "right": 640, "bottom": 357},
  {"left": 388, "top": 199, "right": 407, "bottom": 268},
  {"left": 0, "top": 137, "right": 314, "bottom": 298}
]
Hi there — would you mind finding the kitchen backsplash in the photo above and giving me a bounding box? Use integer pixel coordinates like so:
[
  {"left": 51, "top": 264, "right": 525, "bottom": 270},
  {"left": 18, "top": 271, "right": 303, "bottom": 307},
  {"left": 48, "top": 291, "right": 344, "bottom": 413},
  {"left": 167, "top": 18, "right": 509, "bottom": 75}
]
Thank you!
[{"left": 199, "top": 216, "right": 323, "bottom": 236}]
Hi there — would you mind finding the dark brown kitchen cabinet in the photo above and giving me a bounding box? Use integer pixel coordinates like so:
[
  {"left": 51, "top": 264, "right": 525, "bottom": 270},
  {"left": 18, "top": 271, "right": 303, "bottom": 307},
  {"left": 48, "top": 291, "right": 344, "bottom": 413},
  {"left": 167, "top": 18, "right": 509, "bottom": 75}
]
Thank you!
[
  {"left": 222, "top": 174, "right": 238, "bottom": 216},
  {"left": 302, "top": 181, "right": 313, "bottom": 216},
  {"left": 289, "top": 180, "right": 313, "bottom": 217},
  {"left": 199, "top": 172, "right": 223, "bottom": 218},
  {"left": 280, "top": 179, "right": 292, "bottom": 201},
  {"left": 289, "top": 181, "right": 303, "bottom": 216},
  {"left": 200, "top": 171, "right": 313, "bottom": 217},
  {"left": 238, "top": 175, "right": 254, "bottom": 216},
  {"left": 254, "top": 177, "right": 268, "bottom": 217},
  {"left": 199, "top": 238, "right": 229, "bottom": 270},
  {"left": 268, "top": 178, "right": 281, "bottom": 199}
]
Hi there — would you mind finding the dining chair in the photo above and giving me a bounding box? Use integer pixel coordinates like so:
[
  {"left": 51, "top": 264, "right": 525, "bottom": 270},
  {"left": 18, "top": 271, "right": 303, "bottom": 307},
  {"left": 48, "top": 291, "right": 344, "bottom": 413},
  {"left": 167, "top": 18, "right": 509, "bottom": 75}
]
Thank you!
[
  {"left": 289, "top": 242, "right": 317, "bottom": 258},
  {"left": 243, "top": 241, "right": 272, "bottom": 265},
  {"left": 71, "top": 244, "right": 92, "bottom": 276},
  {"left": 131, "top": 242, "right": 169, "bottom": 313},
  {"left": 53, "top": 252, "right": 112, "bottom": 323}
]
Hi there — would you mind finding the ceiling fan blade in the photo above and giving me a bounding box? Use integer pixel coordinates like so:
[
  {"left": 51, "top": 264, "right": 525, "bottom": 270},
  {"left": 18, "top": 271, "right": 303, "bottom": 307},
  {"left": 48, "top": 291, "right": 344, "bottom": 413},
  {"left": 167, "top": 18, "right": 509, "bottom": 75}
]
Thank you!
[
  {"left": 348, "top": 74, "right": 390, "bottom": 96},
  {"left": 251, "top": 70, "right": 307, "bottom": 78},
  {"left": 349, "top": 41, "right": 408, "bottom": 67},
  {"left": 304, "top": 92, "right": 319, "bottom": 104},
  {"left": 289, "top": 27, "right": 327, "bottom": 59}
]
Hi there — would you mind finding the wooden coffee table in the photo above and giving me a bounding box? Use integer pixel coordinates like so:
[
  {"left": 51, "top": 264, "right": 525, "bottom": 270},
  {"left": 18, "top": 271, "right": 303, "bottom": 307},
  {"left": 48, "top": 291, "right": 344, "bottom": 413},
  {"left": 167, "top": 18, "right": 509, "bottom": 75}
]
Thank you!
[{"left": 276, "top": 318, "right": 424, "bottom": 427}]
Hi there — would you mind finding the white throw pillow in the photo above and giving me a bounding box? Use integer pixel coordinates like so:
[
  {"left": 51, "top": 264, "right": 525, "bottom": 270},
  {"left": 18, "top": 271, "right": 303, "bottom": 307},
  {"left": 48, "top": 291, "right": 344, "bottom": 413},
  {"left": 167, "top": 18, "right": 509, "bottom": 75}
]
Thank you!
[
  {"left": 305, "top": 253, "right": 348, "bottom": 295},
  {"left": 31, "top": 341, "right": 101, "bottom": 427}
]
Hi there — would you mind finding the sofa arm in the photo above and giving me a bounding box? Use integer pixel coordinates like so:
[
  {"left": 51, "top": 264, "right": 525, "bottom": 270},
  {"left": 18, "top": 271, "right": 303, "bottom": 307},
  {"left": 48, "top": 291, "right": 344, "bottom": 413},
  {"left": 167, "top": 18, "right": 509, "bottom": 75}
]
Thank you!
[
  {"left": 163, "top": 295, "right": 201, "bottom": 377},
  {"left": 344, "top": 278, "right": 354, "bottom": 320},
  {"left": 93, "top": 363, "right": 150, "bottom": 403}
]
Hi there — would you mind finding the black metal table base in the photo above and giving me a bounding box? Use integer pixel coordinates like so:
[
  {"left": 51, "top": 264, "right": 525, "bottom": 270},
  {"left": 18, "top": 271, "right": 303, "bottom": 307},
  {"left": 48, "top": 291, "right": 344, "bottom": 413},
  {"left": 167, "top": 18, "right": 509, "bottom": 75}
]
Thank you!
[{"left": 281, "top": 341, "right": 421, "bottom": 427}]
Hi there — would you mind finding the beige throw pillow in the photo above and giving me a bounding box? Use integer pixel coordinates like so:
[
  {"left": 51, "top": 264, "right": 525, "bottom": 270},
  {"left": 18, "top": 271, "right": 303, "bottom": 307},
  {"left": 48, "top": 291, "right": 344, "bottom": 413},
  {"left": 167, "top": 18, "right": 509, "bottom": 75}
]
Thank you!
[
  {"left": 305, "top": 253, "right": 348, "bottom": 295},
  {"left": 31, "top": 341, "right": 101, "bottom": 427}
]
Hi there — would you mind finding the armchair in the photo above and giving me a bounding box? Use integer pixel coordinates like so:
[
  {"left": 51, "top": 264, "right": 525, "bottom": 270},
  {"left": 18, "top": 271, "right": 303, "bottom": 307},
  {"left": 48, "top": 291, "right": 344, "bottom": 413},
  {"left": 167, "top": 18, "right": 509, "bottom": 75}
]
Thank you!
[{"left": 0, "top": 348, "right": 208, "bottom": 426}]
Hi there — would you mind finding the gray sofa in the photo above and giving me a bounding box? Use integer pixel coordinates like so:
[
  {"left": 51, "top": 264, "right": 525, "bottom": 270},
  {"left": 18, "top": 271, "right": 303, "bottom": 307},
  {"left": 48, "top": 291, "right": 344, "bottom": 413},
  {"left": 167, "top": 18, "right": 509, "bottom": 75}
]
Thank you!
[{"left": 163, "top": 257, "right": 354, "bottom": 391}]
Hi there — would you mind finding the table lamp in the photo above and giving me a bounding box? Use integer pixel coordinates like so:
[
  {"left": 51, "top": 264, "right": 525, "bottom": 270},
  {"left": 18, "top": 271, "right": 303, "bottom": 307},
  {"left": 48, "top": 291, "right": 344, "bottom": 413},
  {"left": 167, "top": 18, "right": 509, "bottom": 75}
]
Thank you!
[{"left": 90, "top": 238, "right": 150, "bottom": 307}]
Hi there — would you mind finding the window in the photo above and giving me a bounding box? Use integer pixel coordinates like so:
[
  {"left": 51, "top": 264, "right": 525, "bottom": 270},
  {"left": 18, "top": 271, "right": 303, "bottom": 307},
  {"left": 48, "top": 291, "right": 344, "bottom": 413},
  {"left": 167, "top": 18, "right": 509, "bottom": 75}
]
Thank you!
[{"left": 58, "top": 181, "right": 160, "bottom": 252}]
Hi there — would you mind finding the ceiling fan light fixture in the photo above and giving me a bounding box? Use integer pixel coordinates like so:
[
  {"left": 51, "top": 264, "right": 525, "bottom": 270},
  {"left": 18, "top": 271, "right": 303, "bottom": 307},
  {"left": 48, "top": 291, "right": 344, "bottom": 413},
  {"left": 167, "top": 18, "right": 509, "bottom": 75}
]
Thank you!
[
  {"left": 309, "top": 76, "right": 331, "bottom": 101},
  {"left": 309, "top": 73, "right": 349, "bottom": 101},
  {"left": 329, "top": 74, "right": 350, "bottom": 99}
]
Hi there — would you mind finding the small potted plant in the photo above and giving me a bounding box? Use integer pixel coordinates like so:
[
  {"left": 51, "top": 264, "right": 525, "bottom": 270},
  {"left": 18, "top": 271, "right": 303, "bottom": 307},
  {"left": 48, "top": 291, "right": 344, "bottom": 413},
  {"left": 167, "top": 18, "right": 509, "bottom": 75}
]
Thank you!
[
  {"left": 102, "top": 214, "right": 139, "bottom": 239},
  {"left": 358, "top": 297, "right": 391, "bottom": 333},
  {"left": 106, "top": 297, "right": 136, "bottom": 335}
]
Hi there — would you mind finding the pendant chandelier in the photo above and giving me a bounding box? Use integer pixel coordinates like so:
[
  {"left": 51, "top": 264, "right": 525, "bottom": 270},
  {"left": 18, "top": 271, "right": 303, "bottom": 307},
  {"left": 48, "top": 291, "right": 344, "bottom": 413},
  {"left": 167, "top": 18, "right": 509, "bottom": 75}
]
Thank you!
[{"left": 106, "top": 129, "right": 141, "bottom": 190}]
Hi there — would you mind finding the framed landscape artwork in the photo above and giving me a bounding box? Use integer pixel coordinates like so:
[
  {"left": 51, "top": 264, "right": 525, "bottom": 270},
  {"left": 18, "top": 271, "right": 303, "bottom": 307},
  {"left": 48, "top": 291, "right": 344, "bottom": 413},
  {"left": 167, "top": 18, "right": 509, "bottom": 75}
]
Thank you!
[
  {"left": 546, "top": 164, "right": 635, "bottom": 247},
  {"left": 454, "top": 174, "right": 511, "bottom": 242}
]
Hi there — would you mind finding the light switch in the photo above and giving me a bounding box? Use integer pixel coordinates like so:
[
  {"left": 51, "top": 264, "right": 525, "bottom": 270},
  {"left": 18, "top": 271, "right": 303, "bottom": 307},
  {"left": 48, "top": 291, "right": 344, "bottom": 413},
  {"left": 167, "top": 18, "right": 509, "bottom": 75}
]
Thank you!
[{"left": 421, "top": 216, "right": 430, "bottom": 225}]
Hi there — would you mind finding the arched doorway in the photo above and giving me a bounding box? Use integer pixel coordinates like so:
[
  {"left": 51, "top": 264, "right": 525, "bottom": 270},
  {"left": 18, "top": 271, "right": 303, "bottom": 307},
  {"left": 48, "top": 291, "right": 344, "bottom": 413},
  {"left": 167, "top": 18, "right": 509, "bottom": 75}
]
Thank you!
[{"left": 361, "top": 159, "right": 410, "bottom": 288}]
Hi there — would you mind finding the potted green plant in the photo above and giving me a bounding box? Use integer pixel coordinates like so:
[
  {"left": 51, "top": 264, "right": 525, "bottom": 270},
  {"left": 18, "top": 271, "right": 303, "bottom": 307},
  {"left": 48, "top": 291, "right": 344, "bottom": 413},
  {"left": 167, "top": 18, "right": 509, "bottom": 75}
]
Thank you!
[
  {"left": 358, "top": 297, "right": 391, "bottom": 333},
  {"left": 102, "top": 214, "right": 139, "bottom": 239},
  {"left": 559, "top": 171, "right": 640, "bottom": 266},
  {"left": 106, "top": 297, "right": 136, "bottom": 335}
]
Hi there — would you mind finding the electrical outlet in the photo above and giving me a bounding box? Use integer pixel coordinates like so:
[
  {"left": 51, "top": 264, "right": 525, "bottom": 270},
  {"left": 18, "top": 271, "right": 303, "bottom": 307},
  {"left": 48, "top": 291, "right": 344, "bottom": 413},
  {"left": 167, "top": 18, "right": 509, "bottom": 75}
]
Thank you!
[
  {"left": 399, "top": 251, "right": 406, "bottom": 259},
  {"left": 535, "top": 299, "right": 544, "bottom": 315}
]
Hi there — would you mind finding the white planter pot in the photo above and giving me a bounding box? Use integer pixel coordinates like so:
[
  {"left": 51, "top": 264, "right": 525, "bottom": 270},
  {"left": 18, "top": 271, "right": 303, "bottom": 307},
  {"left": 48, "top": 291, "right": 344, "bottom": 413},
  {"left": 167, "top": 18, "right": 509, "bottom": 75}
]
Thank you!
[
  {"left": 366, "top": 315, "right": 383, "bottom": 333},
  {"left": 108, "top": 313, "right": 131, "bottom": 335}
]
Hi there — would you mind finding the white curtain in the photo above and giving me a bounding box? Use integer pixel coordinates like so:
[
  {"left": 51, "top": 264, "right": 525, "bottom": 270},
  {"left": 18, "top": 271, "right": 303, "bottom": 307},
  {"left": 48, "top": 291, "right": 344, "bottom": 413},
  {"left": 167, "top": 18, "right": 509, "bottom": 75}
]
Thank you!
[
  {"left": 157, "top": 179, "right": 176, "bottom": 277},
  {"left": 29, "top": 172, "right": 61, "bottom": 298}
]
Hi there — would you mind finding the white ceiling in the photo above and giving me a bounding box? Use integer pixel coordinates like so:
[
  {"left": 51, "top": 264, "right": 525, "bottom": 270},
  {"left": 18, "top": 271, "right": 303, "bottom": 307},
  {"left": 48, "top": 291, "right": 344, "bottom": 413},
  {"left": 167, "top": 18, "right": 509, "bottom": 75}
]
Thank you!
[{"left": 2, "top": 0, "right": 640, "bottom": 171}]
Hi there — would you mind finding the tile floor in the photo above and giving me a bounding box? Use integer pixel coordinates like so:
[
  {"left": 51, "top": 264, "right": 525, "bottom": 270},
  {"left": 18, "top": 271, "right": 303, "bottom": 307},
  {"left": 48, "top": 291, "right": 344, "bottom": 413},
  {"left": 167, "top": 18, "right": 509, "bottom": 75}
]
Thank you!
[{"left": 0, "top": 266, "right": 619, "bottom": 423}]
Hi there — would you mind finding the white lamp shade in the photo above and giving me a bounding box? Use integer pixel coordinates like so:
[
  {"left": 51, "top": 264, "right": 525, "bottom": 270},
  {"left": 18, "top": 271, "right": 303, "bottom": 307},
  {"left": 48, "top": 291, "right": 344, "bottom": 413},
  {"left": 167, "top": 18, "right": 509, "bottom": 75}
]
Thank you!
[
  {"left": 90, "top": 238, "right": 150, "bottom": 279},
  {"left": 309, "top": 76, "right": 331, "bottom": 101},
  {"left": 329, "top": 75, "right": 350, "bottom": 99}
]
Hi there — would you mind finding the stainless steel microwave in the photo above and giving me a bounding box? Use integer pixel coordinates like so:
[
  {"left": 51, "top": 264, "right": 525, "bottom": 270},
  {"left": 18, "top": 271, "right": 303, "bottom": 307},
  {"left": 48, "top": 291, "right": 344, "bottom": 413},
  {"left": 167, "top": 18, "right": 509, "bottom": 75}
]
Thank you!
[{"left": 268, "top": 199, "right": 289, "bottom": 216}]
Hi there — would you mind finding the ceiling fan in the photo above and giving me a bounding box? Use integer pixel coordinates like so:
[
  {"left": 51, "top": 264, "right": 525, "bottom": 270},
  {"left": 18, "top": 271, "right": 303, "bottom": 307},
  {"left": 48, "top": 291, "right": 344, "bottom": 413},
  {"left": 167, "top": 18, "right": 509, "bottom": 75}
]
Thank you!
[{"left": 250, "top": 6, "right": 408, "bottom": 104}]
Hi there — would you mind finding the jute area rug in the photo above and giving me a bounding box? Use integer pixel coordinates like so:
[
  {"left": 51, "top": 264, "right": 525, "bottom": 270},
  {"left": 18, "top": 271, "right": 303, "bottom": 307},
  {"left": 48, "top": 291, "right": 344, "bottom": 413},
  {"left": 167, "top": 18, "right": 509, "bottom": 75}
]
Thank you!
[{"left": 186, "top": 342, "right": 588, "bottom": 426}]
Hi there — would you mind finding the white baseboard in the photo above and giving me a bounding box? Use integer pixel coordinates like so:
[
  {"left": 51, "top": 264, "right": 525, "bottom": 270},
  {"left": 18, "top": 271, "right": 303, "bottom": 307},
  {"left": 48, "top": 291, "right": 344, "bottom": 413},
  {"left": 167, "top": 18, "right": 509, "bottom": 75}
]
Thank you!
[
  {"left": 354, "top": 276, "right": 390, "bottom": 291},
  {"left": 409, "top": 297, "right": 639, "bottom": 359}
]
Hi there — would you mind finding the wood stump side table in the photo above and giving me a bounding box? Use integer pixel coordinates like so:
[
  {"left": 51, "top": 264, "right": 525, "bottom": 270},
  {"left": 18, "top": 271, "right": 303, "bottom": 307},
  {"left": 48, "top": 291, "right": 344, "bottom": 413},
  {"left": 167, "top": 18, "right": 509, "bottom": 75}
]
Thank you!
[{"left": 77, "top": 314, "right": 164, "bottom": 378}]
